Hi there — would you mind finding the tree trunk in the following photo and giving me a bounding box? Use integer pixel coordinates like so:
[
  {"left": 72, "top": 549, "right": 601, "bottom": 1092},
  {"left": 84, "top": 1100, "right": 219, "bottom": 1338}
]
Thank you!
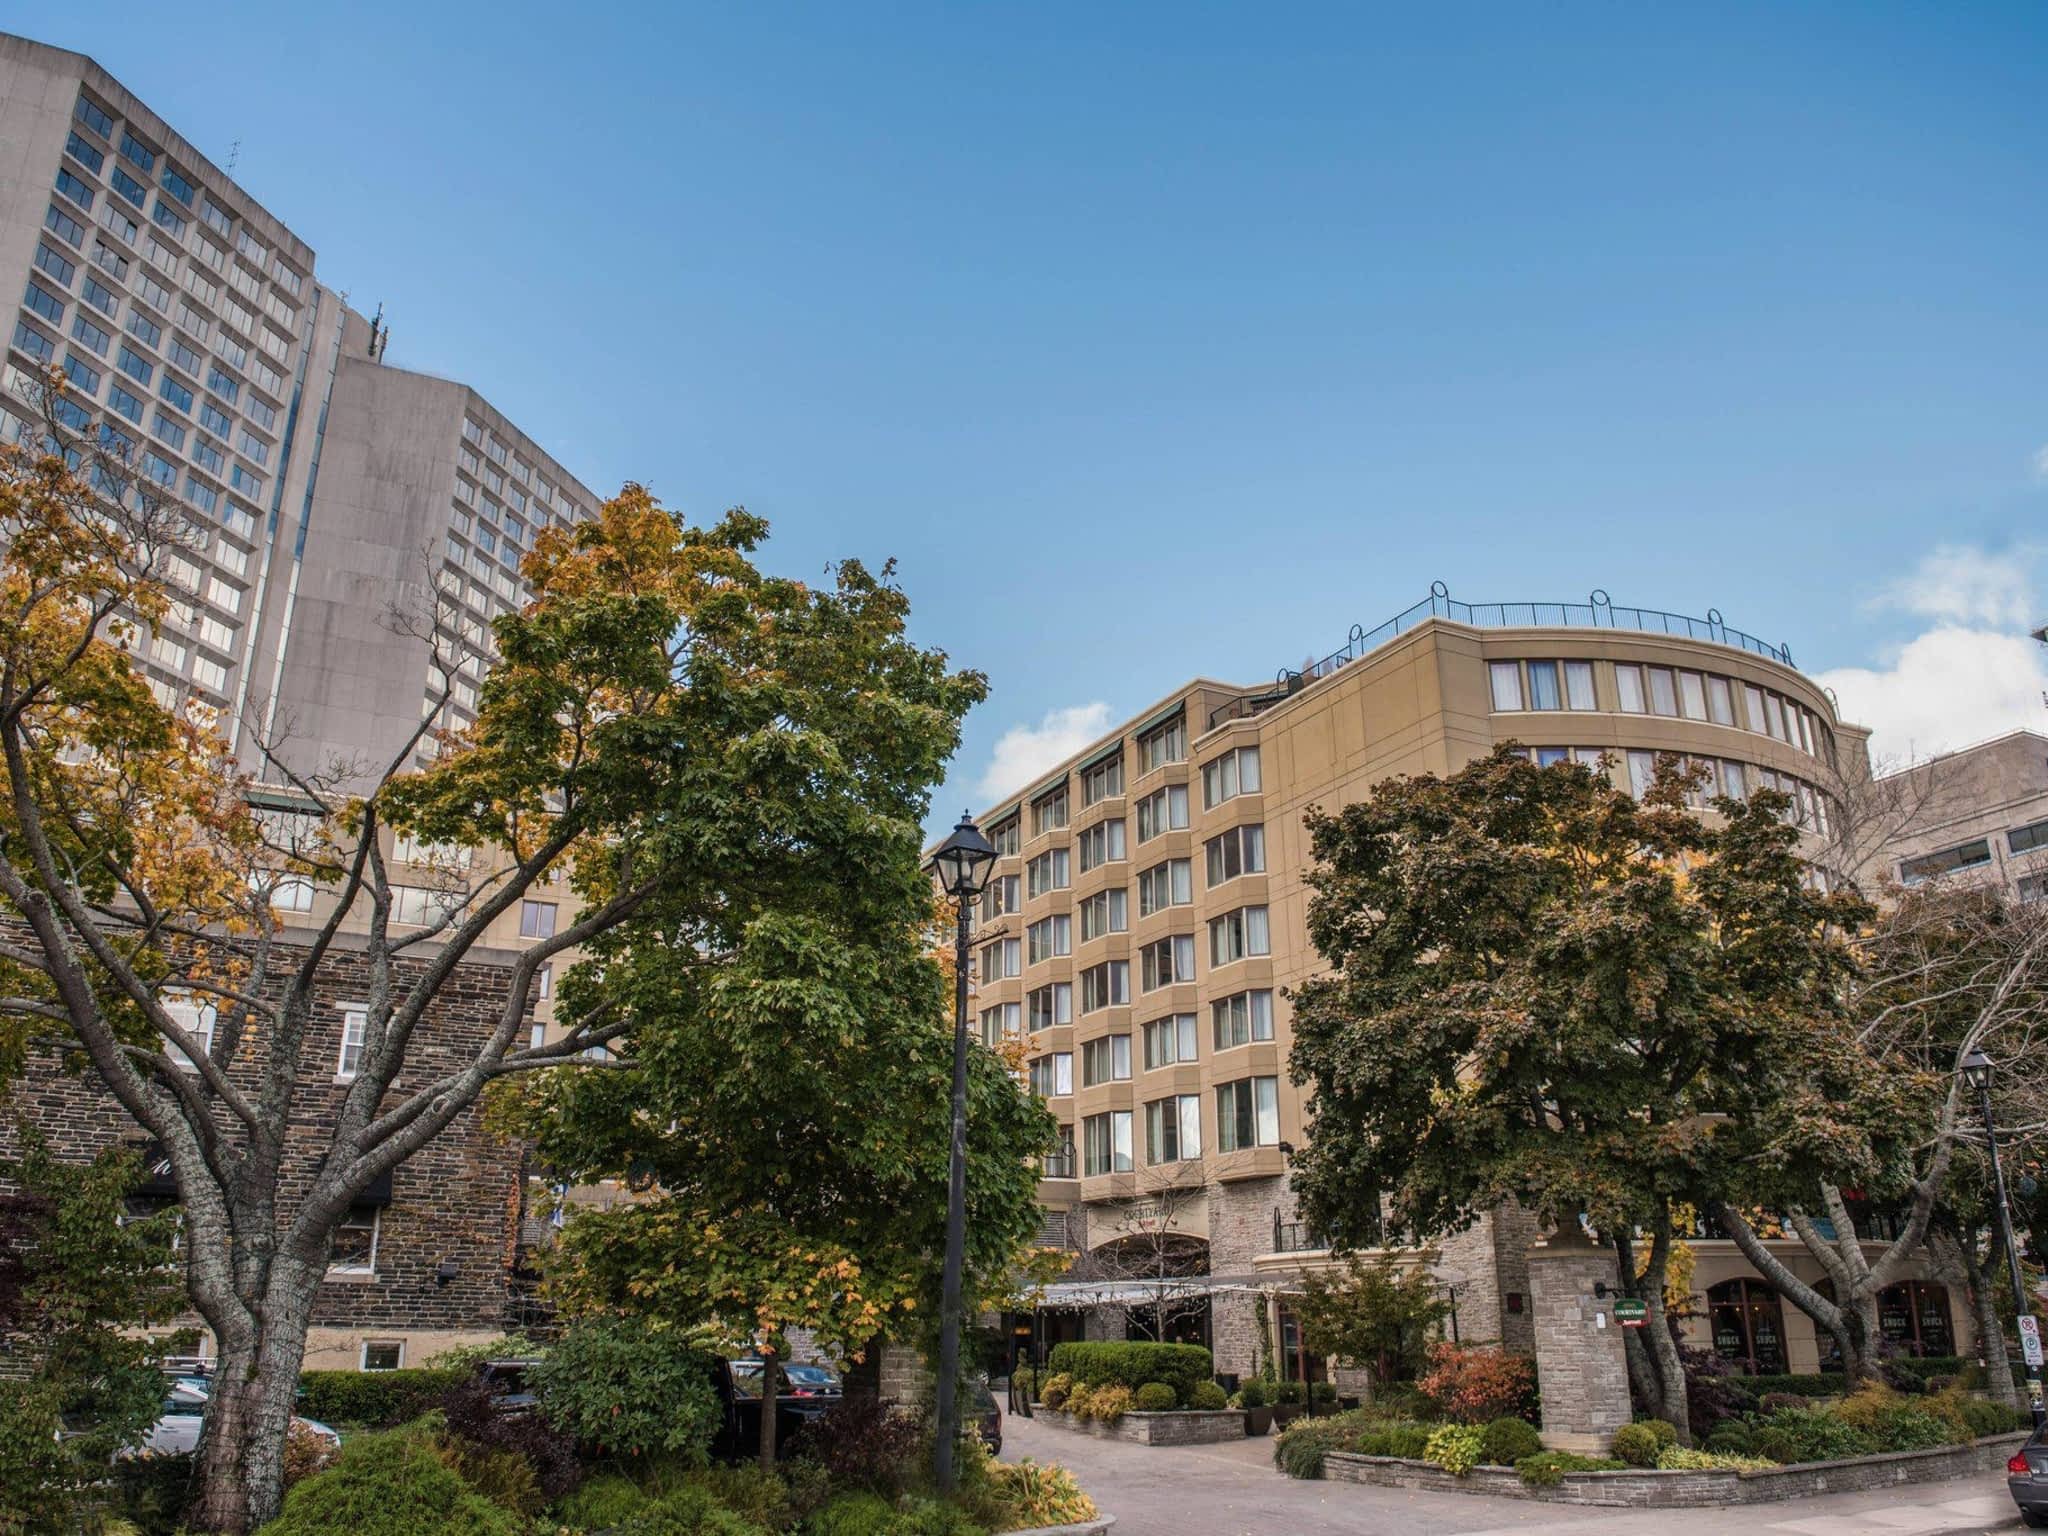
[
  {"left": 190, "top": 1268, "right": 319, "bottom": 1533},
  {"left": 1951, "top": 1226, "right": 2021, "bottom": 1411},
  {"left": 1617, "top": 1224, "right": 1692, "bottom": 1444},
  {"left": 757, "top": 1355, "right": 781, "bottom": 1473},
  {"left": 1710, "top": 1201, "right": 1868, "bottom": 1382}
]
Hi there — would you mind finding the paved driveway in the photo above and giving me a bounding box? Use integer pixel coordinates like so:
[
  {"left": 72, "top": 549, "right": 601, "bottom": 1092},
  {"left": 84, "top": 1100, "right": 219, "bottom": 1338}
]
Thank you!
[{"left": 1000, "top": 1414, "right": 2021, "bottom": 1535}]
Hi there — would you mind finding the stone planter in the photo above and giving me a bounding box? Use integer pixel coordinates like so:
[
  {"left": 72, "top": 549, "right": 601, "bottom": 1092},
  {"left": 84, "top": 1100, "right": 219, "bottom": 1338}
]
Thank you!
[
  {"left": 1320, "top": 1433, "right": 2029, "bottom": 1509},
  {"left": 1271, "top": 1402, "right": 1304, "bottom": 1426},
  {"left": 1242, "top": 1405, "right": 1274, "bottom": 1436},
  {"left": 997, "top": 1518, "right": 1115, "bottom": 1536},
  {"left": 1030, "top": 1406, "right": 1247, "bottom": 1446}
]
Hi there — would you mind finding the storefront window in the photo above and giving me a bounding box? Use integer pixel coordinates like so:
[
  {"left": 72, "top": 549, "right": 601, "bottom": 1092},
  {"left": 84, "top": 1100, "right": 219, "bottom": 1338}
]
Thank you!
[{"left": 1707, "top": 1278, "right": 1787, "bottom": 1374}]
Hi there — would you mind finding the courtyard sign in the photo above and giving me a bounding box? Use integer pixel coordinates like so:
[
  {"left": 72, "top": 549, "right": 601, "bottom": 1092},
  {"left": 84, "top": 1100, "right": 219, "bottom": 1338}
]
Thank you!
[{"left": 1613, "top": 1297, "right": 1648, "bottom": 1327}]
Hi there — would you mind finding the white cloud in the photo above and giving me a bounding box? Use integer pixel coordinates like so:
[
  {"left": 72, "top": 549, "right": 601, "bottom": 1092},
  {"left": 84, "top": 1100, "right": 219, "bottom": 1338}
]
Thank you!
[
  {"left": 1870, "top": 543, "right": 2037, "bottom": 629},
  {"left": 1817, "top": 626, "right": 2048, "bottom": 766},
  {"left": 2034, "top": 444, "right": 2048, "bottom": 482},
  {"left": 976, "top": 701, "right": 1114, "bottom": 802}
]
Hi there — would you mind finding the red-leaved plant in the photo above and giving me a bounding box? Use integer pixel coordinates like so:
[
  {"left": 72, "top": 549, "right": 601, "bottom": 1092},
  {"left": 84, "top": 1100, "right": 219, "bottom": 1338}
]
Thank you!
[{"left": 1417, "top": 1343, "right": 1539, "bottom": 1426}]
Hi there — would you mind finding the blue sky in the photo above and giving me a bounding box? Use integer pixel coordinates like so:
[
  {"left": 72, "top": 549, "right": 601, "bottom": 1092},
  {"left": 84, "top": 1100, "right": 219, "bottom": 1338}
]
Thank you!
[{"left": 35, "top": 3, "right": 2048, "bottom": 813}]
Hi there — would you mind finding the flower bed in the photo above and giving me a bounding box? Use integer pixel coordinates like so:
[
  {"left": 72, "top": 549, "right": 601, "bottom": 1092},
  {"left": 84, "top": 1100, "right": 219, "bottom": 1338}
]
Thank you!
[
  {"left": 1031, "top": 1405, "right": 1247, "bottom": 1446},
  {"left": 1320, "top": 1432, "right": 2028, "bottom": 1508}
]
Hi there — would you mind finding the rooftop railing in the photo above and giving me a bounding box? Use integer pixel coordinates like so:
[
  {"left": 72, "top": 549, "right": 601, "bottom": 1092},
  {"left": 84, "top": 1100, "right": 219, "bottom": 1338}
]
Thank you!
[{"left": 1209, "top": 585, "right": 1796, "bottom": 730}]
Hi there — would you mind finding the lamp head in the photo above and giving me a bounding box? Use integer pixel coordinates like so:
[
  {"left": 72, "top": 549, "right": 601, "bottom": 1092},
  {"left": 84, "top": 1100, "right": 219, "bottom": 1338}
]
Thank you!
[
  {"left": 1960, "top": 1046, "right": 1995, "bottom": 1092},
  {"left": 927, "top": 812, "right": 998, "bottom": 900}
]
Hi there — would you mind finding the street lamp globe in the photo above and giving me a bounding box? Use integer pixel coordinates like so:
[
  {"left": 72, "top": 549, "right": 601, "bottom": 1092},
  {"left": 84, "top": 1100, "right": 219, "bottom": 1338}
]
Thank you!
[
  {"left": 1960, "top": 1046, "right": 1994, "bottom": 1092},
  {"left": 928, "top": 814, "right": 997, "bottom": 900}
]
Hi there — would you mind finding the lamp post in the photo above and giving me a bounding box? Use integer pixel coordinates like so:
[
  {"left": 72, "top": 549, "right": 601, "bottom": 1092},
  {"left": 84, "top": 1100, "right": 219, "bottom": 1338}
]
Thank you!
[
  {"left": 1960, "top": 1046, "right": 2046, "bottom": 1431},
  {"left": 926, "top": 812, "right": 998, "bottom": 1492}
]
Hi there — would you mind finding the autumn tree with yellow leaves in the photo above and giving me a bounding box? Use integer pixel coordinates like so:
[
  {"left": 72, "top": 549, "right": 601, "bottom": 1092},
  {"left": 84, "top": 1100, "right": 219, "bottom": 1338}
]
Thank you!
[{"left": 0, "top": 387, "right": 1017, "bottom": 1529}]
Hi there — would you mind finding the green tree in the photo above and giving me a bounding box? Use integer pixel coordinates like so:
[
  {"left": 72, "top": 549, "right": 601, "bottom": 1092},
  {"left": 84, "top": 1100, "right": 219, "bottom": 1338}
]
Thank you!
[
  {"left": 1292, "top": 1254, "right": 1448, "bottom": 1387},
  {"left": 0, "top": 390, "right": 991, "bottom": 1529},
  {"left": 0, "top": 1133, "right": 189, "bottom": 1534},
  {"left": 1287, "top": 747, "right": 1881, "bottom": 1440}
]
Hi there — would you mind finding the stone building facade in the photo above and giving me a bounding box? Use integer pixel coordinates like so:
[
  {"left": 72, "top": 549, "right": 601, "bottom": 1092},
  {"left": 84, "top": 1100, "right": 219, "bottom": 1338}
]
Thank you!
[{"left": 0, "top": 929, "right": 533, "bottom": 1372}]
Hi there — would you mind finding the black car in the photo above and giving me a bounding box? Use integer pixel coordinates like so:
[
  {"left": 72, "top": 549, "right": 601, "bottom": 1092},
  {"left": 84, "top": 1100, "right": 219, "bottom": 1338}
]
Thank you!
[
  {"left": 962, "top": 1376, "right": 1002, "bottom": 1456},
  {"left": 2009, "top": 1426, "right": 2048, "bottom": 1528},
  {"left": 474, "top": 1358, "right": 542, "bottom": 1415}
]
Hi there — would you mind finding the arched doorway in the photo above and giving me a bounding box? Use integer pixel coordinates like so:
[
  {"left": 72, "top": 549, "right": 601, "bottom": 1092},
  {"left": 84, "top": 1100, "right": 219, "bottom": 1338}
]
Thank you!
[
  {"left": 1084, "top": 1233, "right": 1212, "bottom": 1346},
  {"left": 1707, "top": 1278, "right": 1787, "bottom": 1374}
]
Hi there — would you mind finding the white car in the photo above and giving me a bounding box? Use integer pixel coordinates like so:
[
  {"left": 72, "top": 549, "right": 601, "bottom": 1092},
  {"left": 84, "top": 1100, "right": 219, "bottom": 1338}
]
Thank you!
[{"left": 135, "top": 1377, "right": 340, "bottom": 1456}]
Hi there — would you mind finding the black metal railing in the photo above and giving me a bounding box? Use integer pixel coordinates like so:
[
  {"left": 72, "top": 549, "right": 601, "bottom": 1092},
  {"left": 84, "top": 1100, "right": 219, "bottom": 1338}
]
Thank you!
[{"left": 1209, "top": 586, "right": 1797, "bottom": 731}]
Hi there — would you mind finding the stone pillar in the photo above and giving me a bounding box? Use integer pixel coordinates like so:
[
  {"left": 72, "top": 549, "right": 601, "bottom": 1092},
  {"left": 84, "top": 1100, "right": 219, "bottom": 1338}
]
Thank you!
[{"left": 1526, "top": 1227, "right": 1632, "bottom": 1454}]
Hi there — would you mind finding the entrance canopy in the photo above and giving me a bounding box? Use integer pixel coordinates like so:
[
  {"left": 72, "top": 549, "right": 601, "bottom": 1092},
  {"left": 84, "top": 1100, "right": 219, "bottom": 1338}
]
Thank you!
[{"left": 1033, "top": 1274, "right": 1264, "bottom": 1309}]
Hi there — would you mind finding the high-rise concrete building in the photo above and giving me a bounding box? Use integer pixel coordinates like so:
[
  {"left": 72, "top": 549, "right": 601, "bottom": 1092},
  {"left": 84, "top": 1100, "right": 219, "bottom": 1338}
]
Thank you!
[
  {"left": 0, "top": 32, "right": 606, "bottom": 1368},
  {"left": 1875, "top": 729, "right": 2048, "bottom": 902},
  {"left": 979, "top": 591, "right": 1968, "bottom": 1381}
]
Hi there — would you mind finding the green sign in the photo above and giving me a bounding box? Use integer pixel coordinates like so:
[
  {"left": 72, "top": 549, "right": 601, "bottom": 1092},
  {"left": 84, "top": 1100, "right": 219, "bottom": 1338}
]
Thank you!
[{"left": 1613, "top": 1297, "right": 1648, "bottom": 1326}]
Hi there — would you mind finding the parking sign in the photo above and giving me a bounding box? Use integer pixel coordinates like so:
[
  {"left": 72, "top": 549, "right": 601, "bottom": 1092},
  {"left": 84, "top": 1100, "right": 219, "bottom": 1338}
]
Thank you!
[{"left": 2022, "top": 1315, "right": 2043, "bottom": 1368}]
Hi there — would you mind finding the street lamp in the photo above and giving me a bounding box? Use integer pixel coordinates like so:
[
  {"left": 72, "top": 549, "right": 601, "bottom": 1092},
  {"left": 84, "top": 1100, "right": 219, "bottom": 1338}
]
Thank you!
[
  {"left": 926, "top": 813, "right": 997, "bottom": 1492},
  {"left": 1960, "top": 1046, "right": 2046, "bottom": 1432}
]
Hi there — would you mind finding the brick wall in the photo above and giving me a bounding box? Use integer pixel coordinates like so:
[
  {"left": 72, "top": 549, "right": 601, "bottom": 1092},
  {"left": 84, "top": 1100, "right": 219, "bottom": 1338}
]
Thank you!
[
  {"left": 0, "top": 929, "right": 529, "bottom": 1369},
  {"left": 1206, "top": 1174, "right": 1286, "bottom": 1377}
]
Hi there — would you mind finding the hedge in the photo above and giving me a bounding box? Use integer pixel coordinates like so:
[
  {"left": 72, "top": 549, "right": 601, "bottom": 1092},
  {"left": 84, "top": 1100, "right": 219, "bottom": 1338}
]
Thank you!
[
  {"left": 1738, "top": 1359, "right": 2020, "bottom": 1401},
  {"left": 1046, "top": 1342, "right": 1212, "bottom": 1402},
  {"left": 298, "top": 1368, "right": 466, "bottom": 1426}
]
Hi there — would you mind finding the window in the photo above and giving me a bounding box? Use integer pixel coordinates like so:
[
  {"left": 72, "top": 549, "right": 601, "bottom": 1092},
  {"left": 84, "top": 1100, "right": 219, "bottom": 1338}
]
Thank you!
[
  {"left": 1136, "top": 784, "right": 1189, "bottom": 842},
  {"left": 120, "top": 130, "right": 156, "bottom": 174},
  {"left": 1147, "top": 1095, "right": 1202, "bottom": 1163},
  {"left": 1032, "top": 785, "right": 1069, "bottom": 835},
  {"left": 55, "top": 168, "right": 95, "bottom": 212},
  {"left": 979, "top": 1001, "right": 1021, "bottom": 1045},
  {"left": 978, "top": 937, "right": 1022, "bottom": 981},
  {"left": 1212, "top": 989, "right": 1274, "bottom": 1050},
  {"left": 1527, "top": 659, "right": 1567, "bottom": 711},
  {"left": 152, "top": 411, "right": 185, "bottom": 450},
  {"left": 1677, "top": 670, "right": 1708, "bottom": 720},
  {"left": 1707, "top": 674, "right": 1735, "bottom": 725},
  {"left": 978, "top": 872, "right": 1020, "bottom": 922},
  {"left": 1137, "top": 858, "right": 1192, "bottom": 915},
  {"left": 2010, "top": 818, "right": 2048, "bottom": 856},
  {"left": 1208, "top": 905, "right": 1270, "bottom": 966},
  {"left": 391, "top": 885, "right": 462, "bottom": 927},
  {"left": 201, "top": 399, "right": 232, "bottom": 434},
  {"left": 108, "top": 384, "right": 142, "bottom": 423},
  {"left": 112, "top": 167, "right": 147, "bottom": 208},
  {"left": 1025, "top": 848, "right": 1070, "bottom": 896},
  {"left": 1083, "top": 1111, "right": 1134, "bottom": 1175},
  {"left": 156, "top": 372, "right": 192, "bottom": 412},
  {"left": 115, "top": 344, "right": 152, "bottom": 384},
  {"left": 337, "top": 1006, "right": 367, "bottom": 1077},
  {"left": 1077, "top": 818, "right": 1125, "bottom": 871},
  {"left": 1764, "top": 692, "right": 1786, "bottom": 740},
  {"left": 44, "top": 203, "right": 86, "bottom": 247},
  {"left": 237, "top": 427, "right": 269, "bottom": 465},
  {"left": 1646, "top": 667, "right": 1678, "bottom": 716},
  {"left": 1139, "top": 934, "right": 1195, "bottom": 992},
  {"left": 75, "top": 95, "right": 115, "bottom": 138},
  {"left": 1027, "top": 982, "right": 1072, "bottom": 1031},
  {"left": 161, "top": 992, "right": 217, "bottom": 1072},
  {"left": 330, "top": 1208, "right": 380, "bottom": 1274},
  {"left": 1205, "top": 824, "right": 1265, "bottom": 886},
  {"left": 1043, "top": 1127, "right": 1075, "bottom": 1178},
  {"left": 201, "top": 199, "right": 233, "bottom": 236},
  {"left": 1488, "top": 660, "right": 1524, "bottom": 711},
  {"left": 1741, "top": 683, "right": 1767, "bottom": 732},
  {"left": 71, "top": 313, "right": 111, "bottom": 356},
  {"left": 1081, "top": 1034, "right": 1130, "bottom": 1085},
  {"left": 1627, "top": 750, "right": 1658, "bottom": 800},
  {"left": 1138, "top": 714, "right": 1188, "bottom": 773},
  {"left": 170, "top": 338, "right": 201, "bottom": 374},
  {"left": 153, "top": 199, "right": 186, "bottom": 237},
  {"left": 191, "top": 656, "right": 226, "bottom": 693},
  {"left": 1081, "top": 755, "right": 1124, "bottom": 805},
  {"left": 126, "top": 308, "right": 163, "bottom": 347},
  {"left": 1717, "top": 760, "right": 1748, "bottom": 800},
  {"left": 1142, "top": 1013, "right": 1198, "bottom": 1069},
  {"left": 194, "top": 438, "right": 223, "bottom": 473},
  {"left": 519, "top": 900, "right": 557, "bottom": 939},
  {"left": 1078, "top": 887, "right": 1127, "bottom": 940},
  {"left": 1615, "top": 664, "right": 1647, "bottom": 713},
  {"left": 1216, "top": 1076, "right": 1280, "bottom": 1152},
  {"left": 12, "top": 320, "right": 55, "bottom": 364},
  {"left": 65, "top": 130, "right": 106, "bottom": 173},
  {"left": 1899, "top": 839, "right": 1993, "bottom": 886},
  {"left": 36, "top": 243, "right": 78, "bottom": 287},
  {"left": 1079, "top": 960, "right": 1128, "bottom": 1013},
  {"left": 1202, "top": 746, "right": 1261, "bottom": 808},
  {"left": 1029, "top": 1052, "right": 1073, "bottom": 1097},
  {"left": 1026, "top": 914, "right": 1071, "bottom": 963}
]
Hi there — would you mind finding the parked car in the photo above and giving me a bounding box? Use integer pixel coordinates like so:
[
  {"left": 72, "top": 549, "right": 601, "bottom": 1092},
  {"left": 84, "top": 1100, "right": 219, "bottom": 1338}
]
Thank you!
[
  {"left": 2009, "top": 1426, "right": 2048, "bottom": 1528},
  {"left": 962, "top": 1375, "right": 1002, "bottom": 1455},
  {"left": 712, "top": 1357, "right": 833, "bottom": 1463},
  {"left": 778, "top": 1363, "right": 843, "bottom": 1399},
  {"left": 473, "top": 1357, "right": 543, "bottom": 1415},
  {"left": 134, "top": 1376, "right": 340, "bottom": 1457}
]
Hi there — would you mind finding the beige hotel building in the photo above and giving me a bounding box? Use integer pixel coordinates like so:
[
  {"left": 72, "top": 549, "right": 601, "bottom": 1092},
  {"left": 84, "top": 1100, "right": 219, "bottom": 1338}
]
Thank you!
[{"left": 978, "top": 590, "right": 1970, "bottom": 1383}]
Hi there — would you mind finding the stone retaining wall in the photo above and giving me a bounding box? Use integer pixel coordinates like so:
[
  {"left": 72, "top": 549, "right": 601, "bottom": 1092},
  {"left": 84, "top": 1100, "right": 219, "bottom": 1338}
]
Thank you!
[
  {"left": 1323, "top": 1433, "right": 2027, "bottom": 1508},
  {"left": 1031, "top": 1406, "right": 1246, "bottom": 1446}
]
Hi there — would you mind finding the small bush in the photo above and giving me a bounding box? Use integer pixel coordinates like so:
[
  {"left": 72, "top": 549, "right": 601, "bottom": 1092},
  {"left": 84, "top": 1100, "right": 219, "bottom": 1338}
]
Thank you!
[
  {"left": 1740, "top": 1372, "right": 1842, "bottom": 1400},
  {"left": 282, "top": 1419, "right": 338, "bottom": 1489},
  {"left": 616, "top": 1484, "right": 774, "bottom": 1536},
  {"left": 296, "top": 1368, "right": 465, "bottom": 1428},
  {"left": 1132, "top": 1382, "right": 1177, "bottom": 1413},
  {"left": 1609, "top": 1419, "right": 1675, "bottom": 1467},
  {"left": 1037, "top": 1372, "right": 1072, "bottom": 1410},
  {"left": 1235, "top": 1378, "right": 1269, "bottom": 1409},
  {"left": 687, "top": 1465, "right": 797, "bottom": 1531},
  {"left": 1359, "top": 1422, "right": 1434, "bottom": 1459},
  {"left": 1478, "top": 1416, "right": 1542, "bottom": 1466},
  {"left": 1417, "top": 1343, "right": 1539, "bottom": 1426},
  {"left": 1832, "top": 1383, "right": 1967, "bottom": 1451},
  {"left": 554, "top": 1473, "right": 649, "bottom": 1528},
  {"left": 442, "top": 1374, "right": 580, "bottom": 1505},
  {"left": 1274, "top": 1380, "right": 1306, "bottom": 1406},
  {"left": 1045, "top": 1341, "right": 1213, "bottom": 1401},
  {"left": 803, "top": 1492, "right": 985, "bottom": 1536},
  {"left": 980, "top": 1457, "right": 1096, "bottom": 1528},
  {"left": 531, "top": 1319, "right": 722, "bottom": 1465},
  {"left": 1310, "top": 1381, "right": 1338, "bottom": 1408},
  {"left": 1703, "top": 1422, "right": 1756, "bottom": 1455},
  {"left": 1063, "top": 1384, "right": 1095, "bottom": 1420},
  {"left": 441, "top": 1443, "right": 543, "bottom": 1517},
  {"left": 1757, "top": 1392, "right": 1809, "bottom": 1415},
  {"left": 1190, "top": 1381, "right": 1229, "bottom": 1410},
  {"left": 1749, "top": 1406, "right": 1876, "bottom": 1465},
  {"left": 1086, "top": 1385, "right": 1132, "bottom": 1424},
  {"left": 1516, "top": 1450, "right": 1626, "bottom": 1486},
  {"left": 263, "top": 1428, "right": 522, "bottom": 1536},
  {"left": 791, "top": 1397, "right": 928, "bottom": 1499},
  {"left": 1425, "top": 1423, "right": 1485, "bottom": 1477},
  {"left": 1958, "top": 1396, "right": 2027, "bottom": 1437},
  {"left": 1655, "top": 1446, "right": 1776, "bottom": 1471}
]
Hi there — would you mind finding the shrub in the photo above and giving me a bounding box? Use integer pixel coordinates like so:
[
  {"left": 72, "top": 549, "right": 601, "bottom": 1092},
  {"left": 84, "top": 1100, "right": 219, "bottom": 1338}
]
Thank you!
[
  {"left": 263, "top": 1428, "right": 523, "bottom": 1536},
  {"left": 1132, "top": 1382, "right": 1177, "bottom": 1413},
  {"left": 440, "top": 1443, "right": 543, "bottom": 1517},
  {"left": 804, "top": 1492, "right": 985, "bottom": 1536},
  {"left": 1478, "top": 1416, "right": 1542, "bottom": 1465},
  {"left": 1758, "top": 1392, "right": 1809, "bottom": 1415},
  {"left": 1086, "top": 1385, "right": 1132, "bottom": 1424},
  {"left": 1958, "top": 1396, "right": 2027, "bottom": 1437},
  {"left": 1703, "top": 1422, "right": 1756, "bottom": 1456},
  {"left": 1045, "top": 1341, "right": 1213, "bottom": 1401},
  {"left": 1681, "top": 1344, "right": 1756, "bottom": 1431},
  {"left": 616, "top": 1484, "right": 774, "bottom": 1536},
  {"left": 791, "top": 1396, "right": 928, "bottom": 1498},
  {"left": 1063, "top": 1384, "right": 1095, "bottom": 1420},
  {"left": 1749, "top": 1406, "right": 1876, "bottom": 1465},
  {"left": 283, "top": 1419, "right": 338, "bottom": 1489},
  {"left": 108, "top": 1451, "right": 195, "bottom": 1536},
  {"left": 421, "top": 1334, "right": 548, "bottom": 1372},
  {"left": 980, "top": 1458, "right": 1096, "bottom": 1528},
  {"left": 531, "top": 1320, "right": 723, "bottom": 1464},
  {"left": 686, "top": 1465, "right": 797, "bottom": 1531},
  {"left": 1272, "top": 1414, "right": 1376, "bottom": 1478},
  {"left": 441, "top": 1375, "right": 580, "bottom": 1505},
  {"left": 1515, "top": 1451, "right": 1624, "bottom": 1487},
  {"left": 1740, "top": 1372, "right": 1842, "bottom": 1400},
  {"left": 1417, "top": 1343, "right": 1538, "bottom": 1425},
  {"left": 1310, "top": 1381, "right": 1338, "bottom": 1409},
  {"left": 1832, "top": 1383, "right": 1968, "bottom": 1451},
  {"left": 1274, "top": 1380, "right": 1306, "bottom": 1406},
  {"left": 1190, "top": 1381, "right": 1229, "bottom": 1410},
  {"left": 1656, "top": 1446, "right": 1776, "bottom": 1471},
  {"left": 1425, "top": 1423, "right": 1485, "bottom": 1477},
  {"left": 1235, "top": 1378, "right": 1269, "bottom": 1409},
  {"left": 1610, "top": 1421, "right": 1671, "bottom": 1466},
  {"left": 1037, "top": 1372, "right": 1073, "bottom": 1410},
  {"left": 554, "top": 1473, "right": 649, "bottom": 1529},
  {"left": 1358, "top": 1422, "right": 1434, "bottom": 1459},
  {"left": 296, "top": 1368, "right": 465, "bottom": 1428}
]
